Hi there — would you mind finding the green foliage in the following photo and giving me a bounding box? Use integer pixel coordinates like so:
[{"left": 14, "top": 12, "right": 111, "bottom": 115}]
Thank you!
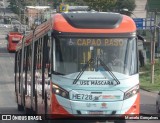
[
  {"left": 64, "top": 0, "right": 86, "bottom": 6},
  {"left": 147, "top": 0, "right": 160, "bottom": 11},
  {"left": 50, "top": 0, "right": 86, "bottom": 8},
  {"left": 116, "top": 0, "right": 136, "bottom": 11},
  {"left": 116, "top": 0, "right": 136, "bottom": 15},
  {"left": 83, "top": 0, "right": 117, "bottom": 11},
  {"left": 140, "top": 62, "right": 160, "bottom": 91},
  {"left": 83, "top": 0, "right": 136, "bottom": 14},
  {"left": 9, "top": 0, "right": 19, "bottom": 14},
  {"left": 48, "top": 0, "right": 136, "bottom": 13},
  {"left": 51, "top": 0, "right": 62, "bottom": 9}
]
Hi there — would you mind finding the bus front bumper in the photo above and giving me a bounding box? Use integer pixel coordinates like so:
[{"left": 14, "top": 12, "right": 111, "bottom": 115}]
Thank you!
[{"left": 50, "top": 93, "right": 139, "bottom": 118}]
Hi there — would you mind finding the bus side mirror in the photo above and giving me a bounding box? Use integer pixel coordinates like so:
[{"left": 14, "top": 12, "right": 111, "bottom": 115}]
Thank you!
[
  {"left": 48, "top": 72, "right": 51, "bottom": 77},
  {"left": 158, "top": 91, "right": 160, "bottom": 95},
  {"left": 137, "top": 35, "right": 146, "bottom": 43}
]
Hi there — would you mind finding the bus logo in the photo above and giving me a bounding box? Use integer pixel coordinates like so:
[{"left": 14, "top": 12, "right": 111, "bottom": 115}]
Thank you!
[
  {"left": 68, "top": 39, "right": 74, "bottom": 45},
  {"left": 101, "top": 103, "right": 107, "bottom": 108}
]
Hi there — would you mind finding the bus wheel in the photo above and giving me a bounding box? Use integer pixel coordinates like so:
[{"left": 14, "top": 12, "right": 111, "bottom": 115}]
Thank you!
[
  {"left": 17, "top": 94, "right": 24, "bottom": 111},
  {"left": 44, "top": 92, "right": 48, "bottom": 120},
  {"left": 35, "top": 91, "right": 38, "bottom": 114},
  {"left": 45, "top": 92, "right": 48, "bottom": 114},
  {"left": 18, "top": 104, "right": 24, "bottom": 111},
  {"left": 156, "top": 101, "right": 160, "bottom": 113},
  {"left": 25, "top": 107, "right": 33, "bottom": 114},
  {"left": 114, "top": 120, "right": 126, "bottom": 123}
]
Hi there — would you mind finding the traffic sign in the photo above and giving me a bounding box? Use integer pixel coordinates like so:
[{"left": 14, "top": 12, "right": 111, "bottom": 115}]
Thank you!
[{"left": 133, "top": 18, "right": 144, "bottom": 29}]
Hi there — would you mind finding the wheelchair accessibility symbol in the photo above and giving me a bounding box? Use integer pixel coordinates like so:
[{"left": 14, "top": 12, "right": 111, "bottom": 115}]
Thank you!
[
  {"left": 62, "top": 6, "right": 66, "bottom": 11},
  {"left": 59, "top": 4, "right": 69, "bottom": 12}
]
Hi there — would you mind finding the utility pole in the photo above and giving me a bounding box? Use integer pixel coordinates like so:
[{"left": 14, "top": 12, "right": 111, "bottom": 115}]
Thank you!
[{"left": 151, "top": 10, "right": 157, "bottom": 84}]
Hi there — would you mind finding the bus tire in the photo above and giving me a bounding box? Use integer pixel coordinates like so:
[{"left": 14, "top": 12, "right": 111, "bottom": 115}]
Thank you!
[
  {"left": 18, "top": 104, "right": 24, "bottom": 111},
  {"left": 17, "top": 94, "right": 24, "bottom": 111},
  {"left": 156, "top": 101, "right": 160, "bottom": 113},
  {"left": 23, "top": 91, "right": 34, "bottom": 114},
  {"left": 45, "top": 92, "right": 48, "bottom": 113},
  {"left": 25, "top": 107, "right": 33, "bottom": 114},
  {"left": 35, "top": 91, "right": 38, "bottom": 114},
  {"left": 44, "top": 92, "right": 48, "bottom": 120}
]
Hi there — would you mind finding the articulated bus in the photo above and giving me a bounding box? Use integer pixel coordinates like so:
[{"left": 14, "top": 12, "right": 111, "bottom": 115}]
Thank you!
[
  {"left": 15, "top": 12, "right": 143, "bottom": 122},
  {"left": 7, "top": 32, "right": 23, "bottom": 52}
]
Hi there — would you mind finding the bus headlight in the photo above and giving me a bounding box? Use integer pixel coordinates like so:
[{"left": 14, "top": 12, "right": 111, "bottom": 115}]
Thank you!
[
  {"left": 124, "top": 85, "right": 139, "bottom": 100},
  {"left": 52, "top": 84, "right": 69, "bottom": 99}
]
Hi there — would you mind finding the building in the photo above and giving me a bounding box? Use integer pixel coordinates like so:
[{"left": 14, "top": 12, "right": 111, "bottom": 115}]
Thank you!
[
  {"left": 132, "top": 0, "right": 147, "bottom": 18},
  {"left": 25, "top": 6, "right": 51, "bottom": 29}
]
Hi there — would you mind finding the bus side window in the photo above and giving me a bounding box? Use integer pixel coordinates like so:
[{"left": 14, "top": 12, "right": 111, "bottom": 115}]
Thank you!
[
  {"left": 15, "top": 50, "right": 21, "bottom": 94},
  {"left": 23, "top": 47, "right": 27, "bottom": 95},
  {"left": 35, "top": 38, "right": 43, "bottom": 95},
  {"left": 43, "top": 34, "right": 51, "bottom": 87},
  {"left": 26, "top": 45, "right": 32, "bottom": 95},
  {"left": 19, "top": 50, "right": 22, "bottom": 93}
]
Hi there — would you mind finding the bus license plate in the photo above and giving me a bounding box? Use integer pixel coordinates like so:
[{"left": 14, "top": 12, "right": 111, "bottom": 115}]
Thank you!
[
  {"left": 72, "top": 94, "right": 93, "bottom": 100},
  {"left": 89, "top": 111, "right": 103, "bottom": 115}
]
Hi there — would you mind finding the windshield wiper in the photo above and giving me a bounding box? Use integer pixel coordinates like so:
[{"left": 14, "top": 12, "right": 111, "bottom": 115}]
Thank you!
[
  {"left": 98, "top": 58, "right": 120, "bottom": 85},
  {"left": 73, "top": 46, "right": 95, "bottom": 85},
  {"left": 72, "top": 57, "right": 120, "bottom": 85},
  {"left": 73, "top": 58, "right": 94, "bottom": 85}
]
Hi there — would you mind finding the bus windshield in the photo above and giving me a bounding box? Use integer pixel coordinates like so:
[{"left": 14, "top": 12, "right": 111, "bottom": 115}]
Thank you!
[{"left": 53, "top": 37, "right": 137, "bottom": 76}]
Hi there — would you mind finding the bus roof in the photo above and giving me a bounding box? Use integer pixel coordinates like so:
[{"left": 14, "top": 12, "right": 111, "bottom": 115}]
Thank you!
[
  {"left": 53, "top": 12, "right": 136, "bottom": 33},
  {"left": 16, "top": 12, "right": 136, "bottom": 50},
  {"left": 8, "top": 32, "right": 22, "bottom": 35}
]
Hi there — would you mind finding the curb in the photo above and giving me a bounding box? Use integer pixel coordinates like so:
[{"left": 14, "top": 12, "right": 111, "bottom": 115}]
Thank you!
[
  {"left": 140, "top": 88, "right": 159, "bottom": 94},
  {"left": 139, "top": 71, "right": 149, "bottom": 75}
]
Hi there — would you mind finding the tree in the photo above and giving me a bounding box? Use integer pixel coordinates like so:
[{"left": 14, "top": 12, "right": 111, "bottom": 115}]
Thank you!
[
  {"left": 83, "top": 0, "right": 136, "bottom": 14},
  {"left": 83, "top": 0, "right": 117, "bottom": 11},
  {"left": 9, "top": 0, "right": 19, "bottom": 14},
  {"left": 51, "top": 0, "right": 62, "bottom": 9},
  {"left": 115, "top": 0, "right": 136, "bottom": 15},
  {"left": 49, "top": 0, "right": 86, "bottom": 8},
  {"left": 64, "top": 0, "right": 86, "bottom": 6}
]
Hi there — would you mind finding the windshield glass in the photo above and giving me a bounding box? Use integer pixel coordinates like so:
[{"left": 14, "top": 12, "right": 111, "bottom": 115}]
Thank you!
[{"left": 53, "top": 37, "right": 137, "bottom": 75}]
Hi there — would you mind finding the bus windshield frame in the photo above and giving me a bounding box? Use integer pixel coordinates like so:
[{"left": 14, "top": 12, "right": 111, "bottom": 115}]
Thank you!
[{"left": 52, "top": 34, "right": 138, "bottom": 76}]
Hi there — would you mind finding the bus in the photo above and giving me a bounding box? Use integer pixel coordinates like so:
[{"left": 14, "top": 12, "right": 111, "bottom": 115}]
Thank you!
[
  {"left": 7, "top": 32, "right": 23, "bottom": 52},
  {"left": 15, "top": 12, "right": 144, "bottom": 122}
]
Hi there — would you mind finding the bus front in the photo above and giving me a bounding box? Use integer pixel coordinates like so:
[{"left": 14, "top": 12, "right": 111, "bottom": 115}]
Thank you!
[
  {"left": 7, "top": 32, "right": 23, "bottom": 52},
  {"left": 50, "top": 12, "right": 139, "bottom": 118}
]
